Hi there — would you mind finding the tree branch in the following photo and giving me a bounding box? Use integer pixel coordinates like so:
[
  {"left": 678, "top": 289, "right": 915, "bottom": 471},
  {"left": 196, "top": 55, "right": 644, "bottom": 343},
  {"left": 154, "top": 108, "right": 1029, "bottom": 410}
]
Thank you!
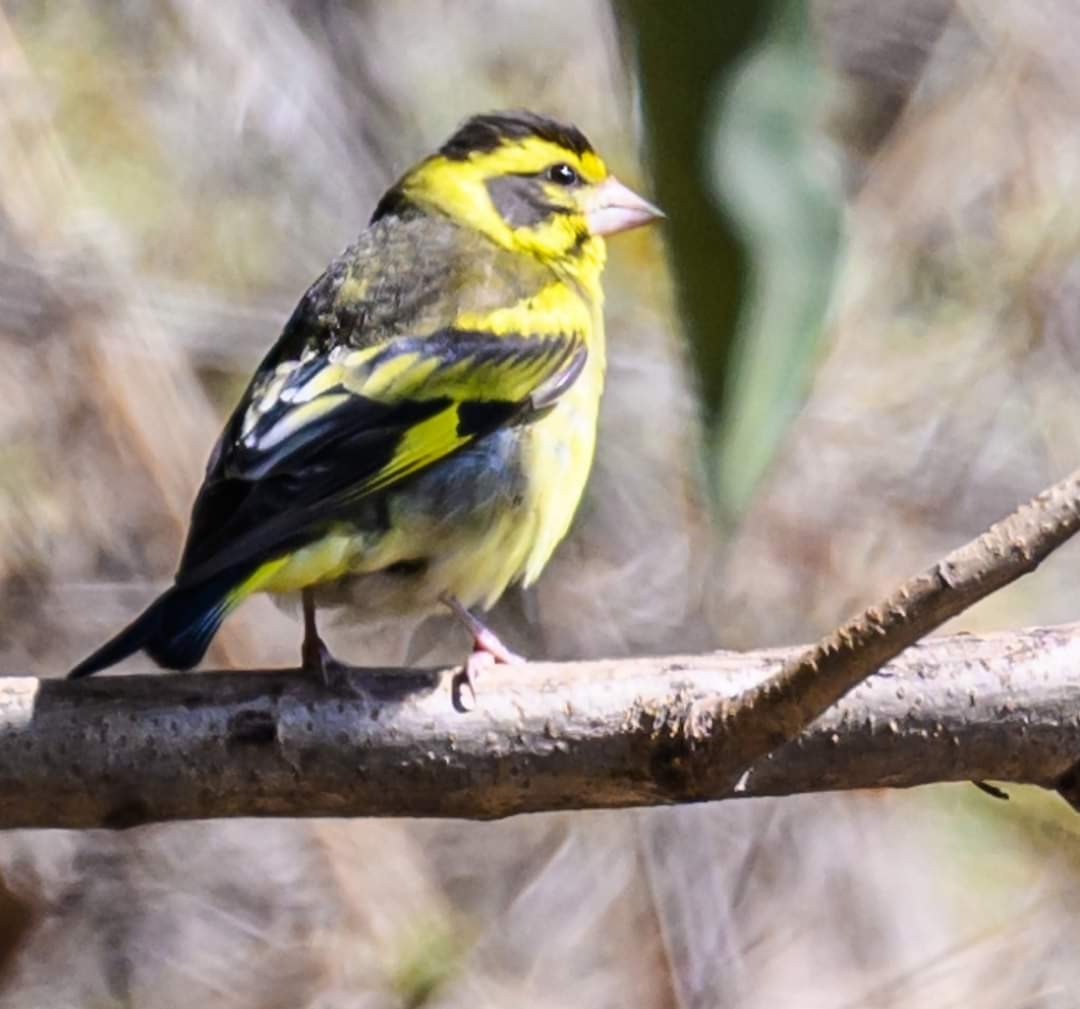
[
  {"left": 12, "top": 469, "right": 1080, "bottom": 829},
  {"left": 0, "top": 623, "right": 1078, "bottom": 829},
  {"left": 700, "top": 468, "right": 1080, "bottom": 791}
]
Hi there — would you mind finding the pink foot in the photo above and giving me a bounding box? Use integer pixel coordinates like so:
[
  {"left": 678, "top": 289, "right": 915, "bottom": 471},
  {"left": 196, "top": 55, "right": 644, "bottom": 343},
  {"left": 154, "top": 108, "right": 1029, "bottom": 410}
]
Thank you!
[{"left": 445, "top": 600, "right": 524, "bottom": 710}]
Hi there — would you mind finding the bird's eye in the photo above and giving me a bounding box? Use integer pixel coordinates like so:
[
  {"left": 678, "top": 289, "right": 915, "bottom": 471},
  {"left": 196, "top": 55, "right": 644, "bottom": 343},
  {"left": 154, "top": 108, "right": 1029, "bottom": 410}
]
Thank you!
[{"left": 545, "top": 163, "right": 579, "bottom": 186}]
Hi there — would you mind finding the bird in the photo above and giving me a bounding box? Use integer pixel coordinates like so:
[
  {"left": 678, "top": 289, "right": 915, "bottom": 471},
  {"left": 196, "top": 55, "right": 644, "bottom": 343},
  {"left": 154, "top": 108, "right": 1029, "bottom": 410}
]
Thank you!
[{"left": 69, "top": 110, "right": 664, "bottom": 690}]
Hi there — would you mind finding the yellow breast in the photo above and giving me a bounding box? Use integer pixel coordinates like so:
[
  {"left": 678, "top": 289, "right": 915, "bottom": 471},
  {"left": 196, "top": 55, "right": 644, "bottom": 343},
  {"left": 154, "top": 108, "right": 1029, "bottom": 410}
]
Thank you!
[
  {"left": 452, "top": 271, "right": 607, "bottom": 602},
  {"left": 413, "top": 326, "right": 604, "bottom": 613},
  {"left": 518, "top": 322, "right": 605, "bottom": 586}
]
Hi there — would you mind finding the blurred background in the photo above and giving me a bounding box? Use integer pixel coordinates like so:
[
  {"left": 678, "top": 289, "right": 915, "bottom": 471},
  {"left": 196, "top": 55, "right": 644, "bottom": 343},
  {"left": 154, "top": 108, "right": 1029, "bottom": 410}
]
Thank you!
[{"left": 3, "top": 0, "right": 1080, "bottom": 1005}]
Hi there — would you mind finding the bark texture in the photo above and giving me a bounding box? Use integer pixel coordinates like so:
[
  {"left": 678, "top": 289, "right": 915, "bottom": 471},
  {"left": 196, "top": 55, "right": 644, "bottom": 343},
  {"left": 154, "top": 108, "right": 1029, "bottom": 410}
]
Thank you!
[{"left": 1, "top": 624, "right": 1078, "bottom": 829}]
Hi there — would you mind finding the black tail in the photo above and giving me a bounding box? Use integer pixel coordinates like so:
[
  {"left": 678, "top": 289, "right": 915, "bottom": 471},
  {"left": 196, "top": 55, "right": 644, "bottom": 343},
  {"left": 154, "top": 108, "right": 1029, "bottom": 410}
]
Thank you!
[{"left": 68, "top": 573, "right": 239, "bottom": 679}]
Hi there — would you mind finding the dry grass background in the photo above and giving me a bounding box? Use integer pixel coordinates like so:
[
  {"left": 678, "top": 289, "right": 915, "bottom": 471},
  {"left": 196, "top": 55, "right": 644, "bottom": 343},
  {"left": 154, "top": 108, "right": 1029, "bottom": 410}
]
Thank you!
[{"left": 2, "top": 1, "right": 1080, "bottom": 1006}]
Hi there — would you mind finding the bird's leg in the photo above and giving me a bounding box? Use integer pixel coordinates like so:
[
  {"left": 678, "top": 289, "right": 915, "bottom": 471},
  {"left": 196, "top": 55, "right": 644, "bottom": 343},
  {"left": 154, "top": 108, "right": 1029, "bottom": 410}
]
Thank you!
[
  {"left": 441, "top": 593, "right": 523, "bottom": 663},
  {"left": 301, "top": 588, "right": 341, "bottom": 685},
  {"left": 441, "top": 593, "right": 523, "bottom": 708}
]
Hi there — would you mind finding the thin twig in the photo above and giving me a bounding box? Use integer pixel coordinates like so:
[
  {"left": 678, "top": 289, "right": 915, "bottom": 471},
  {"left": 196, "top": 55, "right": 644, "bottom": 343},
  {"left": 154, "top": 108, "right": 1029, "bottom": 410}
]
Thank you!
[{"left": 692, "top": 469, "right": 1080, "bottom": 793}]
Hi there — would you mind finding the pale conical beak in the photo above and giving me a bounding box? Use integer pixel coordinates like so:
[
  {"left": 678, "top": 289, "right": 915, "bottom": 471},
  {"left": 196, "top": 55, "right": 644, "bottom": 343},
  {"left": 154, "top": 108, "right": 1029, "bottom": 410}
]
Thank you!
[{"left": 585, "top": 176, "right": 665, "bottom": 237}]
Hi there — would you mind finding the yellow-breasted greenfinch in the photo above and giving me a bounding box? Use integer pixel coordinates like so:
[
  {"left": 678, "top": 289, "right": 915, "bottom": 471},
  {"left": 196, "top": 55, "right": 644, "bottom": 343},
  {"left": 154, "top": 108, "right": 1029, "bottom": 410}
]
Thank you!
[{"left": 69, "top": 110, "right": 663, "bottom": 684}]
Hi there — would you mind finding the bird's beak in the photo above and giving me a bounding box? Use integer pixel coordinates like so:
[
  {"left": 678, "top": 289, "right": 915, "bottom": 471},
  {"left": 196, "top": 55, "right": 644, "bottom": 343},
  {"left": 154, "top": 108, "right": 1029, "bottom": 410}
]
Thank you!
[{"left": 585, "top": 177, "right": 665, "bottom": 237}]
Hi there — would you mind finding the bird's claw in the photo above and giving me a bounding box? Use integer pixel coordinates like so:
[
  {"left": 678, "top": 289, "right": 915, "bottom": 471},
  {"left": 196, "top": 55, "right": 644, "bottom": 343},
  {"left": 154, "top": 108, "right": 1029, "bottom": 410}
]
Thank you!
[
  {"left": 452, "top": 649, "right": 496, "bottom": 711},
  {"left": 451, "top": 635, "right": 524, "bottom": 713},
  {"left": 441, "top": 594, "right": 524, "bottom": 711},
  {"left": 302, "top": 636, "right": 356, "bottom": 693}
]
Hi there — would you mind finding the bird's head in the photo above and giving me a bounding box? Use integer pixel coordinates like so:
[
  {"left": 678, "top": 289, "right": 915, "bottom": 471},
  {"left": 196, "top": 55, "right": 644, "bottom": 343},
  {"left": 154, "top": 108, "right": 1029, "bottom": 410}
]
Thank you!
[{"left": 373, "top": 111, "right": 663, "bottom": 269}]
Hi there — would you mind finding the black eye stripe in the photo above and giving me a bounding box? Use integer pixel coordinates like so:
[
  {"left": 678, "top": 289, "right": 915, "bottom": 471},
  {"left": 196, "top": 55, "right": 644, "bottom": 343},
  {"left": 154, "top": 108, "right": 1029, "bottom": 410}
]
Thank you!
[{"left": 487, "top": 175, "right": 578, "bottom": 228}]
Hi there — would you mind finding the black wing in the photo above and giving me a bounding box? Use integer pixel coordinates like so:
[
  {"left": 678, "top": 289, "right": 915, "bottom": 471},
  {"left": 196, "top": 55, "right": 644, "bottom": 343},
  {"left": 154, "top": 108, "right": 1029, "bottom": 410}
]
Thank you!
[{"left": 175, "top": 327, "right": 587, "bottom": 586}]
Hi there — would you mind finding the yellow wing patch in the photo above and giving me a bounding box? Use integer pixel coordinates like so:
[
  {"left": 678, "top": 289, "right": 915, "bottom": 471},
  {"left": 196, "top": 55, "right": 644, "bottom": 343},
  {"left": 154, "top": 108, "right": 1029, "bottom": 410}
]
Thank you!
[{"left": 356, "top": 408, "right": 468, "bottom": 496}]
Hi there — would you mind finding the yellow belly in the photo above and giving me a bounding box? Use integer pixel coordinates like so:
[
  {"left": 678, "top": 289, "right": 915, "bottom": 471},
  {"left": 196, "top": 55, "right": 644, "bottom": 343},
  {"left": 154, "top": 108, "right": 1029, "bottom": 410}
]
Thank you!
[
  {"left": 431, "top": 359, "right": 602, "bottom": 610},
  {"left": 516, "top": 341, "right": 604, "bottom": 588},
  {"left": 351, "top": 345, "right": 602, "bottom": 614}
]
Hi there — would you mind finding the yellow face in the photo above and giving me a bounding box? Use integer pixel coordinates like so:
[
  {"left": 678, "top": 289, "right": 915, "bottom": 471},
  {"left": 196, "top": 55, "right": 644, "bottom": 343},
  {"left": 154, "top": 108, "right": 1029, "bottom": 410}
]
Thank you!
[{"left": 383, "top": 112, "right": 662, "bottom": 265}]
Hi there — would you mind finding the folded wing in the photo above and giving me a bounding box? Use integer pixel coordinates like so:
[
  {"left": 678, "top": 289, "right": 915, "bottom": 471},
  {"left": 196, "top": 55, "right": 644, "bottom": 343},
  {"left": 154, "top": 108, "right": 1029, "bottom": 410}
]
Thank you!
[{"left": 175, "top": 327, "right": 587, "bottom": 587}]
